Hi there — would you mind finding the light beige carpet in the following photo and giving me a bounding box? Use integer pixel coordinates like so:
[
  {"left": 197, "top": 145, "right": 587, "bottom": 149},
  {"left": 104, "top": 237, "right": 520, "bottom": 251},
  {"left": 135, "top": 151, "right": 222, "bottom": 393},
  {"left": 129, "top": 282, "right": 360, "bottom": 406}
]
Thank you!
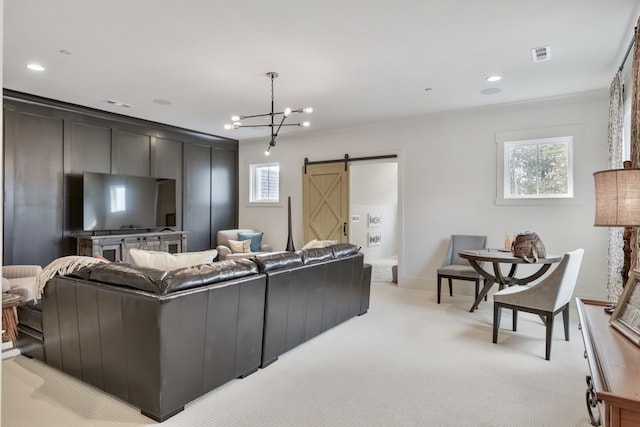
[{"left": 2, "top": 282, "right": 593, "bottom": 426}]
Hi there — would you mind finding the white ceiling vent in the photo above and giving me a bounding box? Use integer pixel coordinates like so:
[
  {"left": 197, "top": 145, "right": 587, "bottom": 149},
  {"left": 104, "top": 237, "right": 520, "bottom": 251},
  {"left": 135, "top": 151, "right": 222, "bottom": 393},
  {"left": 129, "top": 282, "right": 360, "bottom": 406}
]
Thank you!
[
  {"left": 102, "top": 99, "right": 134, "bottom": 108},
  {"left": 531, "top": 46, "right": 551, "bottom": 63}
]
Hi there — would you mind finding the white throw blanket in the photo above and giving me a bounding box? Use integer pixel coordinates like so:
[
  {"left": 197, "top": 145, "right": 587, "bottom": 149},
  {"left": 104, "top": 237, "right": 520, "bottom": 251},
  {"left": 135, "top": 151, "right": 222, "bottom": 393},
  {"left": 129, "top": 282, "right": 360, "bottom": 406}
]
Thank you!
[{"left": 34, "top": 256, "right": 107, "bottom": 301}]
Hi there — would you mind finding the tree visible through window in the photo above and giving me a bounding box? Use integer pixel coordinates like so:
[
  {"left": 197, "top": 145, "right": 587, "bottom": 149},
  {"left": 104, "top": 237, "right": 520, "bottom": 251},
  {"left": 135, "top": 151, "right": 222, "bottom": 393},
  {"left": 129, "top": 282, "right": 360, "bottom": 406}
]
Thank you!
[
  {"left": 504, "top": 136, "right": 573, "bottom": 199},
  {"left": 250, "top": 163, "right": 280, "bottom": 202}
]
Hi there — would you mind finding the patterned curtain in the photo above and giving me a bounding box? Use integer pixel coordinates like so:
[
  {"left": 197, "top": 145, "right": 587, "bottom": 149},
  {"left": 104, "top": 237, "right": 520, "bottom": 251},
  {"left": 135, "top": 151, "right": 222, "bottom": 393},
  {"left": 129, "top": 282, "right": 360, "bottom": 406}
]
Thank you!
[
  {"left": 631, "top": 20, "right": 640, "bottom": 280},
  {"left": 607, "top": 71, "right": 624, "bottom": 301}
]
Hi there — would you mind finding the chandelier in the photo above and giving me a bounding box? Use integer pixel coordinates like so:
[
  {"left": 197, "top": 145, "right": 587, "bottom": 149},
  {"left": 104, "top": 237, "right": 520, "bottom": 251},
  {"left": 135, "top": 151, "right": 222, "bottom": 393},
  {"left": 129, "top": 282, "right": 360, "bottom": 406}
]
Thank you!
[{"left": 224, "top": 72, "right": 313, "bottom": 156}]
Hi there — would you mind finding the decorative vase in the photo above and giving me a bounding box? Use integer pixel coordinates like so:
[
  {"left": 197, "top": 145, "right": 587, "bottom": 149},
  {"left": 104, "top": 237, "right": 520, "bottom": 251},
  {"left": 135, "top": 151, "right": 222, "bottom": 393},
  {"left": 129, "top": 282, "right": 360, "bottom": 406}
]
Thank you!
[{"left": 286, "top": 196, "right": 295, "bottom": 252}]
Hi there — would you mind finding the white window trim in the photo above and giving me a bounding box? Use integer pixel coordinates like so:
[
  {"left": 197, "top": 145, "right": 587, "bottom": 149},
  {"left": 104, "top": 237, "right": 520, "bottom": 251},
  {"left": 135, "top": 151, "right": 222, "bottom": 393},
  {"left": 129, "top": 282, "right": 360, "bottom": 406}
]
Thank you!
[
  {"left": 496, "top": 124, "right": 584, "bottom": 206},
  {"left": 248, "top": 162, "right": 282, "bottom": 206}
]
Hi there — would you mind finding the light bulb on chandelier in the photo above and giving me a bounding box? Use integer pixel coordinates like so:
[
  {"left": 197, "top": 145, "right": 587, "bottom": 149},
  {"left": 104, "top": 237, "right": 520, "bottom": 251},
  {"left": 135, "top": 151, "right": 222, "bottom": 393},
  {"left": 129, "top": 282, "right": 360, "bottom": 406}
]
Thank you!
[{"left": 224, "top": 72, "right": 312, "bottom": 155}]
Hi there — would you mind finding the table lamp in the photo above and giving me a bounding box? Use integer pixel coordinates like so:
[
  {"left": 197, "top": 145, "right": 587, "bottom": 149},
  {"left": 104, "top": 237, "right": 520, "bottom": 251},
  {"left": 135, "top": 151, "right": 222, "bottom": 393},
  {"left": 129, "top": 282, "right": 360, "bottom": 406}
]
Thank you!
[{"left": 593, "top": 164, "right": 640, "bottom": 293}]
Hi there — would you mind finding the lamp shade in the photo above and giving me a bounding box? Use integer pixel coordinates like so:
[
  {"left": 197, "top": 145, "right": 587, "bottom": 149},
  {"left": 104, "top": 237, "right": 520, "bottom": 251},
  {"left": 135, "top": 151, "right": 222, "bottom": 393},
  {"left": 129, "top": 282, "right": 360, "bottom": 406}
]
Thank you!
[{"left": 594, "top": 168, "right": 640, "bottom": 226}]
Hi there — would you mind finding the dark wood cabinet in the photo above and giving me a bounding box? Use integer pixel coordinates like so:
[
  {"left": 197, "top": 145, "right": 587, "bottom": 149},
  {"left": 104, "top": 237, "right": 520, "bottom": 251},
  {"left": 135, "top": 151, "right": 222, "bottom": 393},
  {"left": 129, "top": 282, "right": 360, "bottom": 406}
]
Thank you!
[{"left": 3, "top": 90, "right": 238, "bottom": 265}]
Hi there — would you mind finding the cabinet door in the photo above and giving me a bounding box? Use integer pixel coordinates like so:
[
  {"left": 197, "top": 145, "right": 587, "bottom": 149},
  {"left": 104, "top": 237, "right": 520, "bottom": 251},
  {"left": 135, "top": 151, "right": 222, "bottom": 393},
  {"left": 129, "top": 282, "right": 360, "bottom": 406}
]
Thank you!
[
  {"left": 184, "top": 144, "right": 212, "bottom": 251},
  {"left": 4, "top": 109, "right": 64, "bottom": 266},
  {"left": 212, "top": 147, "right": 238, "bottom": 242}
]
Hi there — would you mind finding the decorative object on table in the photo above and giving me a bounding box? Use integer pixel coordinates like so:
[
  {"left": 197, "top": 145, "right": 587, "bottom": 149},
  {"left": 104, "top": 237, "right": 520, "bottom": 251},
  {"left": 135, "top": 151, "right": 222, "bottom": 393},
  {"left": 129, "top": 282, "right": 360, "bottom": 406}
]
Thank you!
[
  {"left": 368, "top": 232, "right": 381, "bottom": 246},
  {"left": 286, "top": 196, "right": 295, "bottom": 252},
  {"left": 493, "top": 248, "right": 584, "bottom": 360},
  {"left": 224, "top": 72, "right": 312, "bottom": 156},
  {"left": 511, "top": 231, "right": 546, "bottom": 262},
  {"left": 503, "top": 233, "right": 511, "bottom": 251},
  {"left": 368, "top": 213, "right": 381, "bottom": 227},
  {"left": 436, "top": 234, "right": 487, "bottom": 305},
  {"left": 609, "top": 269, "right": 640, "bottom": 347}
]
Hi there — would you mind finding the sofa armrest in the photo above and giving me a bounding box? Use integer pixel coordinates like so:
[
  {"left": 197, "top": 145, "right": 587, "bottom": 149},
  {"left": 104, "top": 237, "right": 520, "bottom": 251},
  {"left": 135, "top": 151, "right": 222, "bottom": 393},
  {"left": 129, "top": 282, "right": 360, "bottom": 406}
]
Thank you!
[{"left": 2, "top": 265, "right": 43, "bottom": 279}]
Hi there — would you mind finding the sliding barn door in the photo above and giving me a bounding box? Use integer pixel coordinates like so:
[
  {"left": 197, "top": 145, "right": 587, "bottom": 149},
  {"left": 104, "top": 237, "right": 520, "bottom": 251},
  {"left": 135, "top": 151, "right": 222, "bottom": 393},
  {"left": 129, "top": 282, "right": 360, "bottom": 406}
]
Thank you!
[{"left": 302, "top": 163, "right": 349, "bottom": 244}]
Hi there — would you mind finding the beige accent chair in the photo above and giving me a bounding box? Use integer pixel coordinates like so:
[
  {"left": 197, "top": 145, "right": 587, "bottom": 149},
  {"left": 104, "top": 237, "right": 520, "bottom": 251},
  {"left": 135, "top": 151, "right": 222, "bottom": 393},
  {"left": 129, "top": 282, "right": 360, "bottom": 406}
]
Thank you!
[
  {"left": 216, "top": 229, "right": 273, "bottom": 260},
  {"left": 2, "top": 265, "right": 43, "bottom": 302},
  {"left": 437, "top": 235, "right": 487, "bottom": 304},
  {"left": 492, "top": 248, "right": 584, "bottom": 360}
]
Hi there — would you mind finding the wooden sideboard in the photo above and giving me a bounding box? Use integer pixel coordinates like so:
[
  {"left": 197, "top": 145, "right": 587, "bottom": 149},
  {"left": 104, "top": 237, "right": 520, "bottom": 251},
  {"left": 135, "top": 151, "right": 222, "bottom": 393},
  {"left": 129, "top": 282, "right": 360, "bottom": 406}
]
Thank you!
[
  {"left": 77, "top": 231, "right": 187, "bottom": 264},
  {"left": 576, "top": 298, "right": 640, "bottom": 427}
]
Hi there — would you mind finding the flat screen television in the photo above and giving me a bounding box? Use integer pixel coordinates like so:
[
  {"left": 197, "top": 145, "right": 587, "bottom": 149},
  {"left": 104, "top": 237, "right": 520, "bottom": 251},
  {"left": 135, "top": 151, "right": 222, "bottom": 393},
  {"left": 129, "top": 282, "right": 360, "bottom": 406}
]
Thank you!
[{"left": 83, "top": 172, "right": 177, "bottom": 232}]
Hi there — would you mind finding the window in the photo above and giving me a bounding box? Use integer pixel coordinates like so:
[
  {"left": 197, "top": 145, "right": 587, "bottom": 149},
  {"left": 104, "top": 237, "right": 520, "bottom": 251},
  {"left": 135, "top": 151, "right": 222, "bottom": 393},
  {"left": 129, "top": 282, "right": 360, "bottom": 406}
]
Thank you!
[
  {"left": 496, "top": 124, "right": 582, "bottom": 206},
  {"left": 503, "top": 136, "right": 573, "bottom": 199},
  {"left": 250, "top": 163, "right": 280, "bottom": 203}
]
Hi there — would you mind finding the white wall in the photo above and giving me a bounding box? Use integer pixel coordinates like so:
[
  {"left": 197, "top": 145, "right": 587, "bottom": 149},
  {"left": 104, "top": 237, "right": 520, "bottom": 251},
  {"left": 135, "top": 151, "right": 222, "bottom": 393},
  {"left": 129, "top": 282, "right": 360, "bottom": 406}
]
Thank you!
[{"left": 239, "top": 90, "right": 609, "bottom": 300}]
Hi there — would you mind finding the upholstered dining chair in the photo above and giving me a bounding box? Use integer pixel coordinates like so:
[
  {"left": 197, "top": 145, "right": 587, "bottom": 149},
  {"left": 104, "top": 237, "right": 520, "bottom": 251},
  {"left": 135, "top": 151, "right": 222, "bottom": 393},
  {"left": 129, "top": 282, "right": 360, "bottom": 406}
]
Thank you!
[
  {"left": 437, "top": 235, "right": 487, "bottom": 304},
  {"left": 492, "top": 248, "right": 584, "bottom": 360}
]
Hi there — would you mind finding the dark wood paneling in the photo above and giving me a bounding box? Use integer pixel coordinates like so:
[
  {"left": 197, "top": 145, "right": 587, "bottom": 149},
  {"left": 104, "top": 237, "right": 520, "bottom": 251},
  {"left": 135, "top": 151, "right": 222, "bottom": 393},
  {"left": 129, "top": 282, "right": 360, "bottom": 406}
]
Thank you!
[
  {"left": 3, "top": 90, "right": 238, "bottom": 265},
  {"left": 212, "top": 147, "right": 238, "bottom": 244},
  {"left": 114, "top": 130, "right": 151, "bottom": 176},
  {"left": 6, "top": 111, "right": 64, "bottom": 266},
  {"left": 184, "top": 143, "right": 212, "bottom": 251},
  {"left": 152, "top": 137, "right": 183, "bottom": 228},
  {"left": 70, "top": 122, "right": 112, "bottom": 174}
]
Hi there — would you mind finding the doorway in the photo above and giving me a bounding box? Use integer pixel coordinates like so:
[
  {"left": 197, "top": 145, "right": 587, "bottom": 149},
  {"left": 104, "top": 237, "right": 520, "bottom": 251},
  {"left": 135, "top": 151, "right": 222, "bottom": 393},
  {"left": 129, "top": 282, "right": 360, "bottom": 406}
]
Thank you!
[{"left": 349, "top": 160, "right": 398, "bottom": 282}]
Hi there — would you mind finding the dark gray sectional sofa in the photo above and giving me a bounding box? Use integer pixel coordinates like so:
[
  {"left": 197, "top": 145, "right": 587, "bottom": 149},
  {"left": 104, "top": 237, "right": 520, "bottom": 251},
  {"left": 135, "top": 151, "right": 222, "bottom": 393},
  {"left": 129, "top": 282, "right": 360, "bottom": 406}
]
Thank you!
[{"left": 17, "top": 243, "right": 371, "bottom": 422}]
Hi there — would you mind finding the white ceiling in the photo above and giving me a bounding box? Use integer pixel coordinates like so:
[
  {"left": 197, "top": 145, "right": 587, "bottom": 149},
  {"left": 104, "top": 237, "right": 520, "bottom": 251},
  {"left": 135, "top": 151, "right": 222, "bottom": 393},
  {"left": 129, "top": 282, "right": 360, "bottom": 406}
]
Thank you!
[{"left": 4, "top": 1, "right": 640, "bottom": 142}]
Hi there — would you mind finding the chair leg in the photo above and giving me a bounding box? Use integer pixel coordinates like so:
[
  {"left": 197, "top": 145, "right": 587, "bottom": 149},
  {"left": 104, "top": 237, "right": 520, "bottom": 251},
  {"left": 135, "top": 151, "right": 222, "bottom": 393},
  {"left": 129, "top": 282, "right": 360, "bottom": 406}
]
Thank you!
[
  {"left": 493, "top": 303, "right": 501, "bottom": 343},
  {"left": 512, "top": 309, "right": 518, "bottom": 331},
  {"left": 448, "top": 278, "right": 453, "bottom": 297},
  {"left": 437, "top": 276, "right": 442, "bottom": 304},
  {"left": 562, "top": 306, "right": 570, "bottom": 341},
  {"left": 483, "top": 279, "right": 488, "bottom": 301},
  {"left": 474, "top": 279, "right": 479, "bottom": 301},
  {"left": 545, "top": 314, "right": 554, "bottom": 361}
]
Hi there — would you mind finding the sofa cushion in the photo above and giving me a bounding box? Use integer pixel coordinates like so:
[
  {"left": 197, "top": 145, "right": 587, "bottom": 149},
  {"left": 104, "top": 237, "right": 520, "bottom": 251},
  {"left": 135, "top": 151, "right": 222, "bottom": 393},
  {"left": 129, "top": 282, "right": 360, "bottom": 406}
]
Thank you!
[
  {"left": 161, "top": 258, "right": 259, "bottom": 294},
  {"left": 237, "top": 231, "right": 264, "bottom": 252},
  {"left": 300, "top": 247, "right": 335, "bottom": 264},
  {"left": 129, "top": 248, "right": 218, "bottom": 270},
  {"left": 84, "top": 262, "right": 167, "bottom": 294},
  {"left": 331, "top": 243, "right": 359, "bottom": 258},
  {"left": 254, "top": 252, "right": 303, "bottom": 272},
  {"left": 228, "top": 239, "right": 251, "bottom": 253}
]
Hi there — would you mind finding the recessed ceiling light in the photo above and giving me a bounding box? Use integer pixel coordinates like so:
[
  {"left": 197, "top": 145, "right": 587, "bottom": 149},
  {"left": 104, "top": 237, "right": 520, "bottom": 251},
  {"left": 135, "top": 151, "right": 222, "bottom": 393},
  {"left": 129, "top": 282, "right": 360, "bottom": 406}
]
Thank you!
[
  {"left": 480, "top": 88, "right": 501, "bottom": 95},
  {"left": 424, "top": 87, "right": 433, "bottom": 92},
  {"left": 59, "top": 49, "right": 72, "bottom": 55},
  {"left": 486, "top": 75, "right": 502, "bottom": 82},
  {"left": 153, "top": 99, "right": 173, "bottom": 106},
  {"left": 27, "top": 63, "right": 45, "bottom": 71}
]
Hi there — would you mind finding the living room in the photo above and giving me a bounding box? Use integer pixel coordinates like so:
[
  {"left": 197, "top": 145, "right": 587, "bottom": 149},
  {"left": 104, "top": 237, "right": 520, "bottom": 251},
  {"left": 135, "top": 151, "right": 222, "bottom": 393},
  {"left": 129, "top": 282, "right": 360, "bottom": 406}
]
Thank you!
[{"left": 3, "top": 1, "right": 640, "bottom": 426}]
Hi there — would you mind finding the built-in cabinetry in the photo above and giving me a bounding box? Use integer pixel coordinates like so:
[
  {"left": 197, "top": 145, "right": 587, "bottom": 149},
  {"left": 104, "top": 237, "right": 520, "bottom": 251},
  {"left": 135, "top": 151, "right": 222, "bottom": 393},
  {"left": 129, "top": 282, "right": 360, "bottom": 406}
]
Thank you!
[
  {"left": 576, "top": 298, "right": 640, "bottom": 427},
  {"left": 77, "top": 231, "right": 187, "bottom": 264},
  {"left": 3, "top": 90, "right": 238, "bottom": 266}
]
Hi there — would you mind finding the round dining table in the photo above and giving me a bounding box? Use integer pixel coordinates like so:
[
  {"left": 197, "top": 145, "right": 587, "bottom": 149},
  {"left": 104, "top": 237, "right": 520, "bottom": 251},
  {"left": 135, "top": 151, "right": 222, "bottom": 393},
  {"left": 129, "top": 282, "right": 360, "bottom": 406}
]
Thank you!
[{"left": 458, "top": 249, "right": 562, "bottom": 312}]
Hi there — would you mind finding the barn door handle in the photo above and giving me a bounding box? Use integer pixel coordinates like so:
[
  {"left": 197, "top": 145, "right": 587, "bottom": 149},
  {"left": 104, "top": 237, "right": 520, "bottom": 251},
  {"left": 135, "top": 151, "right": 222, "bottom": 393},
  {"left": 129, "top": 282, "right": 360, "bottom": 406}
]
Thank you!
[{"left": 343, "top": 222, "right": 347, "bottom": 236}]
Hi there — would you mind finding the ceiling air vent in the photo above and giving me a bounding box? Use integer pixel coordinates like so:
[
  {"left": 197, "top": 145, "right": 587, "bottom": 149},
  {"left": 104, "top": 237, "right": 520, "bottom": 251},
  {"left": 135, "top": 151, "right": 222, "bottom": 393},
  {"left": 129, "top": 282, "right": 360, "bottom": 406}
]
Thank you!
[{"left": 531, "top": 46, "right": 551, "bottom": 63}]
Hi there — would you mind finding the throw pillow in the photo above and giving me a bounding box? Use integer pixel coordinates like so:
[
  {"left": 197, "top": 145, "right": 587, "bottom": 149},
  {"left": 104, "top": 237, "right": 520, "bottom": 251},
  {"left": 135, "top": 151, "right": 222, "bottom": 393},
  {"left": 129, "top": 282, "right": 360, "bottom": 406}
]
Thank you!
[
  {"left": 228, "top": 239, "right": 251, "bottom": 253},
  {"left": 129, "top": 249, "right": 218, "bottom": 271},
  {"left": 302, "top": 239, "right": 337, "bottom": 250},
  {"left": 237, "top": 231, "right": 263, "bottom": 252}
]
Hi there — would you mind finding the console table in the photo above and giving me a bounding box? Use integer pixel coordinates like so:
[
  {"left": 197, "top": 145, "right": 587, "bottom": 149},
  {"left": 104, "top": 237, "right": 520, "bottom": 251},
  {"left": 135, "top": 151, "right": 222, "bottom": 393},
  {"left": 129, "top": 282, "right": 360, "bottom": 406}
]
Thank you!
[
  {"left": 576, "top": 298, "right": 640, "bottom": 427},
  {"left": 77, "top": 231, "right": 187, "bottom": 263}
]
